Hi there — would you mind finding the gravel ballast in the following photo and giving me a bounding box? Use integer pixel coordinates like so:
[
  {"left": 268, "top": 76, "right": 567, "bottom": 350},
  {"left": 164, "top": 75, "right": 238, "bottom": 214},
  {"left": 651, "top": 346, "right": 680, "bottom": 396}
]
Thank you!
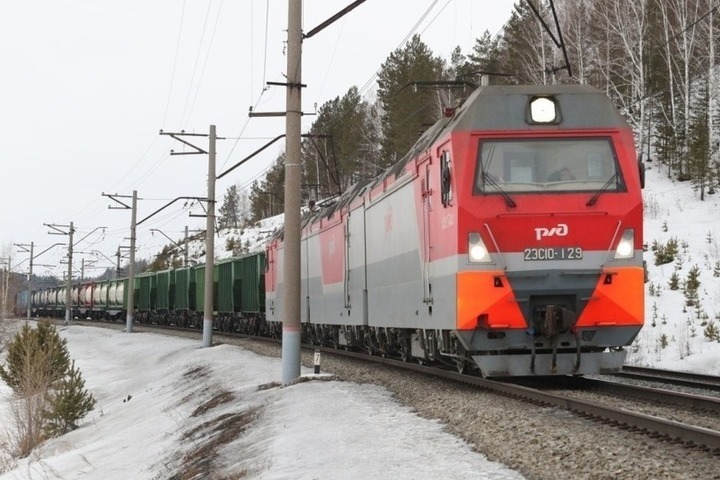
[{"left": 225, "top": 335, "right": 720, "bottom": 480}]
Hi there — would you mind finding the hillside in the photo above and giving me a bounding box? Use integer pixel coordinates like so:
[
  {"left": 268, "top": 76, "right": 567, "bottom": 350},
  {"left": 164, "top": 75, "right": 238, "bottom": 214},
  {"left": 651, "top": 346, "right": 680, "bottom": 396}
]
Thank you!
[{"left": 630, "top": 163, "right": 720, "bottom": 374}]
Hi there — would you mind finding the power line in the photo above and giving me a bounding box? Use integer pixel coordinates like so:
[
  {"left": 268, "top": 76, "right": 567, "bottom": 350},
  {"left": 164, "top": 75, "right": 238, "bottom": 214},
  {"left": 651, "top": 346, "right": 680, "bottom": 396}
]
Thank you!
[
  {"left": 185, "top": 0, "right": 226, "bottom": 125},
  {"left": 162, "top": 0, "right": 187, "bottom": 128},
  {"left": 179, "top": 0, "right": 214, "bottom": 129}
]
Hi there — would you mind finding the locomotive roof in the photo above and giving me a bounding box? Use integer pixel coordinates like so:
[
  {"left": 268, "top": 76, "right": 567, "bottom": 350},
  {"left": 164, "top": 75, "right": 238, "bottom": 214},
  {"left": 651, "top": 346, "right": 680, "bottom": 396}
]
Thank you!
[
  {"left": 276, "top": 83, "right": 630, "bottom": 238},
  {"left": 450, "top": 83, "right": 630, "bottom": 132}
]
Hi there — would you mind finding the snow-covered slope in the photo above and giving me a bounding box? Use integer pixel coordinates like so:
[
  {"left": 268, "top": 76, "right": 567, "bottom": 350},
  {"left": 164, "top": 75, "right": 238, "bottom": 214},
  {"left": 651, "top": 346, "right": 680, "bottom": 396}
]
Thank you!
[{"left": 631, "top": 164, "right": 720, "bottom": 374}]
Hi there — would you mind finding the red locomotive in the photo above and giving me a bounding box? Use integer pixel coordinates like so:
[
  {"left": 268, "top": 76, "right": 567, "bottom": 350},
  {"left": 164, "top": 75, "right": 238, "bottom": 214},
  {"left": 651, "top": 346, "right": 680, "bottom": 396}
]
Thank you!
[{"left": 266, "top": 84, "right": 644, "bottom": 376}]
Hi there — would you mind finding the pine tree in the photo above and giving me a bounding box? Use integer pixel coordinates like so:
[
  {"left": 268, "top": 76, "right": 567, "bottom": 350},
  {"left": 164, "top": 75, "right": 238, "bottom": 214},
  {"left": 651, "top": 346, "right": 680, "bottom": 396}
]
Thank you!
[
  {"left": 688, "top": 85, "right": 712, "bottom": 199},
  {"left": 0, "top": 321, "right": 69, "bottom": 392},
  {"left": 218, "top": 184, "right": 241, "bottom": 230},
  {"left": 376, "top": 34, "right": 444, "bottom": 163},
  {"left": 44, "top": 360, "right": 96, "bottom": 437}
]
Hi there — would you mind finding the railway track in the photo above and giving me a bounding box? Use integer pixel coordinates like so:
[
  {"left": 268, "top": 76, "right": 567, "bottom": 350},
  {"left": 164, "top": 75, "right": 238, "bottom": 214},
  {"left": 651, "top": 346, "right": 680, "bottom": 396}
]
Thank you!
[
  {"left": 52, "top": 318, "right": 720, "bottom": 454},
  {"left": 326, "top": 350, "right": 720, "bottom": 454},
  {"left": 612, "top": 365, "right": 720, "bottom": 393}
]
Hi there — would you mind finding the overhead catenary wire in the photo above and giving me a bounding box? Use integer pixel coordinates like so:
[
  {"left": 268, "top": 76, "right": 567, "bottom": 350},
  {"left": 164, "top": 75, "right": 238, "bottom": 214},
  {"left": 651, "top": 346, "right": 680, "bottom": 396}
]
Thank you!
[
  {"left": 161, "top": 0, "right": 187, "bottom": 129},
  {"left": 178, "top": 0, "right": 213, "bottom": 130},
  {"left": 184, "top": 0, "right": 225, "bottom": 127}
]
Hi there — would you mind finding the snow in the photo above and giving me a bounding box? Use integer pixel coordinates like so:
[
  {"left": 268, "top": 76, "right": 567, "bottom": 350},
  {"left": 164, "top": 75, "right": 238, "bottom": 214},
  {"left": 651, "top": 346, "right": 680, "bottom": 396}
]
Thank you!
[
  {"left": 0, "top": 324, "right": 523, "bottom": 479},
  {"left": 630, "top": 164, "right": 720, "bottom": 375}
]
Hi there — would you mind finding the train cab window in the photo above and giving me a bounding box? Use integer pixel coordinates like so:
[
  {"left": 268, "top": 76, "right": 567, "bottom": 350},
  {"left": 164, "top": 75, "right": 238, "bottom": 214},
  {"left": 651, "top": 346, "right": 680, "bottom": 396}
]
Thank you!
[
  {"left": 440, "top": 151, "right": 452, "bottom": 207},
  {"left": 474, "top": 138, "right": 625, "bottom": 195}
]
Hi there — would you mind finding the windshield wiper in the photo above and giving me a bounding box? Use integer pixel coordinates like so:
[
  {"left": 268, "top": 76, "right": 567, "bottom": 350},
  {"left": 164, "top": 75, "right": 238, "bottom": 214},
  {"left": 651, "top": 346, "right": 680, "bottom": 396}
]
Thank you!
[
  {"left": 586, "top": 173, "right": 619, "bottom": 206},
  {"left": 482, "top": 172, "right": 517, "bottom": 208}
]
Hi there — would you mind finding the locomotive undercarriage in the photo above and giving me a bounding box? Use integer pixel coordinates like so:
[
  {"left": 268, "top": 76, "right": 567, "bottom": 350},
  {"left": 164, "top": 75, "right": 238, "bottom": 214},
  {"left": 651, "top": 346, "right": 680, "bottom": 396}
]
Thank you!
[{"left": 299, "top": 324, "right": 474, "bottom": 373}]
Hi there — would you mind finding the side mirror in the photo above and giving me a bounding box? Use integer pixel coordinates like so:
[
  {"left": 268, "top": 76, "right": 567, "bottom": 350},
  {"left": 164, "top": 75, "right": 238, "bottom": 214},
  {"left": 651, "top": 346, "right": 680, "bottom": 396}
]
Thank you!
[{"left": 638, "top": 161, "right": 646, "bottom": 189}]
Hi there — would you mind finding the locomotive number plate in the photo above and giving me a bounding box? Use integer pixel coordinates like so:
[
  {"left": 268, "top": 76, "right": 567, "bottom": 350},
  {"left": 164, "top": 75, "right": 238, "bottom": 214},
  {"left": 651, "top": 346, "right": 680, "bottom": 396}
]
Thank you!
[{"left": 523, "top": 247, "right": 583, "bottom": 261}]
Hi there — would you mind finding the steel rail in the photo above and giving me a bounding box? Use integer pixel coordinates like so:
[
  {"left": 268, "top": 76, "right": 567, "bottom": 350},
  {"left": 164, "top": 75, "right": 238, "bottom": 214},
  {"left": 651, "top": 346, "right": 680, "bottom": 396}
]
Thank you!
[
  {"left": 311, "top": 348, "right": 720, "bottom": 453},
  {"left": 616, "top": 366, "right": 720, "bottom": 392}
]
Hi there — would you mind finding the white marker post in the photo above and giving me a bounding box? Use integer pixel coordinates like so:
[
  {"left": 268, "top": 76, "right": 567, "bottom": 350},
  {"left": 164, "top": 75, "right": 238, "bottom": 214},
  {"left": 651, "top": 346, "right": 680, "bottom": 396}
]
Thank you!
[{"left": 314, "top": 350, "right": 321, "bottom": 375}]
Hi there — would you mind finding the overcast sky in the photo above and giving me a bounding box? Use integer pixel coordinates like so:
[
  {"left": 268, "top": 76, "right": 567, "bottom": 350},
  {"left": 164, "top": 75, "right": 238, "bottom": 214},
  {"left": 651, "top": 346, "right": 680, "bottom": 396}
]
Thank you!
[{"left": 0, "top": 0, "right": 517, "bottom": 278}]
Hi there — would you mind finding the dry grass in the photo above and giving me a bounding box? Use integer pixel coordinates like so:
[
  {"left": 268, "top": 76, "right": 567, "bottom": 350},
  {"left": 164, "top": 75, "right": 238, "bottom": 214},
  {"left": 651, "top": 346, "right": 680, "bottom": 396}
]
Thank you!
[
  {"left": 183, "top": 366, "right": 209, "bottom": 381},
  {"left": 191, "top": 390, "right": 235, "bottom": 418},
  {"left": 170, "top": 405, "right": 263, "bottom": 480}
]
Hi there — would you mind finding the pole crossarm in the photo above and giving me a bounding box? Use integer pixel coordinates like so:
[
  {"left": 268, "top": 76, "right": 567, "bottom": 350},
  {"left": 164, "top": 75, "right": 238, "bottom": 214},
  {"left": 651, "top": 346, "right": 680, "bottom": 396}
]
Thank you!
[
  {"left": 73, "top": 226, "right": 106, "bottom": 248},
  {"left": 160, "top": 130, "right": 208, "bottom": 155},
  {"left": 102, "top": 192, "right": 142, "bottom": 210},
  {"left": 137, "top": 196, "right": 206, "bottom": 226},
  {"left": 303, "top": 0, "right": 367, "bottom": 39},
  {"left": 160, "top": 129, "right": 225, "bottom": 156},
  {"left": 217, "top": 134, "right": 285, "bottom": 179},
  {"left": 150, "top": 229, "right": 184, "bottom": 249},
  {"left": 217, "top": 133, "right": 330, "bottom": 180},
  {"left": 44, "top": 223, "right": 72, "bottom": 236},
  {"left": 14, "top": 243, "right": 32, "bottom": 253},
  {"left": 35, "top": 243, "right": 64, "bottom": 259},
  {"left": 91, "top": 250, "right": 117, "bottom": 265}
]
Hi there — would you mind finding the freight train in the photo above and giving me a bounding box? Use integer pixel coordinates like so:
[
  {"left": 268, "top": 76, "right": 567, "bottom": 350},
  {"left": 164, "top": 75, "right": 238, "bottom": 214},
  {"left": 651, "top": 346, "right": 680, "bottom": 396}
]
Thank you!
[{"left": 28, "top": 83, "right": 645, "bottom": 377}]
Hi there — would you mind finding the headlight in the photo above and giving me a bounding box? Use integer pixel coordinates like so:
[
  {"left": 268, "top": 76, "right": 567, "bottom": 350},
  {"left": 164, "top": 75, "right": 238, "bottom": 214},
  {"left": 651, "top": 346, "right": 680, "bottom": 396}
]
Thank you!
[
  {"left": 469, "top": 232, "right": 492, "bottom": 263},
  {"left": 614, "top": 229, "right": 634, "bottom": 259},
  {"left": 529, "top": 96, "right": 558, "bottom": 124}
]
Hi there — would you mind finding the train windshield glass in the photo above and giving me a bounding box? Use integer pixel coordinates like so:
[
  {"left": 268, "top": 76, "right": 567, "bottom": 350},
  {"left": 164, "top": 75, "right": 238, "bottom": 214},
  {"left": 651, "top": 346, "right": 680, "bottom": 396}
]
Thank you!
[{"left": 474, "top": 138, "right": 625, "bottom": 194}]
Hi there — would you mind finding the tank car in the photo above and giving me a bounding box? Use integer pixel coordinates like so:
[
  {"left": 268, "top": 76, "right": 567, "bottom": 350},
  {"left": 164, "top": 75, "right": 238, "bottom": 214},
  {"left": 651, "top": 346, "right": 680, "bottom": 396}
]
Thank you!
[{"left": 265, "top": 84, "right": 645, "bottom": 376}]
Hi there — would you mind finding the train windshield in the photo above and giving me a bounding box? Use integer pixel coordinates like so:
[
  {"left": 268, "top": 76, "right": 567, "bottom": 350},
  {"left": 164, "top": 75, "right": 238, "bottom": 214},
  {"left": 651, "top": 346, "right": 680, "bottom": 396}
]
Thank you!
[{"left": 474, "top": 138, "right": 625, "bottom": 194}]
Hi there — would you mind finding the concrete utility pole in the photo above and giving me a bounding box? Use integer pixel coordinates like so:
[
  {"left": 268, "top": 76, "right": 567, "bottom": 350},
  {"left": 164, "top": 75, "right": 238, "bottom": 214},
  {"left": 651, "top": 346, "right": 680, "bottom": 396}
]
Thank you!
[
  {"left": 203, "top": 125, "right": 217, "bottom": 348},
  {"left": 15, "top": 242, "right": 33, "bottom": 319},
  {"left": 282, "top": 0, "right": 303, "bottom": 385},
  {"left": 0, "top": 256, "right": 10, "bottom": 319},
  {"left": 102, "top": 191, "right": 138, "bottom": 332},
  {"left": 185, "top": 225, "right": 189, "bottom": 266},
  {"left": 128, "top": 191, "right": 137, "bottom": 333},
  {"left": 159, "top": 126, "right": 219, "bottom": 347},
  {"left": 45, "top": 222, "right": 75, "bottom": 323},
  {"left": 16, "top": 242, "right": 64, "bottom": 319},
  {"left": 46, "top": 223, "right": 106, "bottom": 323},
  {"left": 236, "top": 1, "right": 365, "bottom": 384},
  {"left": 66, "top": 225, "right": 73, "bottom": 323}
]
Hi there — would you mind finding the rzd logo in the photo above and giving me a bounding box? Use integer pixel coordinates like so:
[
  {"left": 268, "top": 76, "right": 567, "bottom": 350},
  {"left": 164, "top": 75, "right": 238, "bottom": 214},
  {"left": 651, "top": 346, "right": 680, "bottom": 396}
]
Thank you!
[{"left": 535, "top": 223, "right": 568, "bottom": 241}]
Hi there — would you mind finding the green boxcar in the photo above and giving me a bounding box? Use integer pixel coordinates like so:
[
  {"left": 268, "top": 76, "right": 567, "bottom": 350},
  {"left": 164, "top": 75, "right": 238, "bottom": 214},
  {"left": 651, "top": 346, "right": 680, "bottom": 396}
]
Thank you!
[
  {"left": 135, "top": 272, "right": 156, "bottom": 311},
  {"left": 155, "top": 270, "right": 174, "bottom": 310},
  {"left": 192, "top": 265, "right": 206, "bottom": 312},
  {"left": 237, "top": 253, "right": 265, "bottom": 313},
  {"left": 174, "top": 266, "right": 192, "bottom": 310},
  {"left": 216, "top": 258, "right": 235, "bottom": 313}
]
